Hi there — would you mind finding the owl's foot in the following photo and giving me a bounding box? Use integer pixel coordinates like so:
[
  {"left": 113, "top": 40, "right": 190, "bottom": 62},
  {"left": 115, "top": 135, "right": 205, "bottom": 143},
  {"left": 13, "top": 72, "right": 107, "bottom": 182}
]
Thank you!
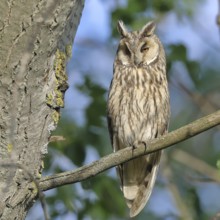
[
  {"left": 142, "top": 141, "right": 147, "bottom": 152},
  {"left": 139, "top": 141, "right": 147, "bottom": 152},
  {"left": 132, "top": 141, "right": 147, "bottom": 152},
  {"left": 131, "top": 143, "right": 136, "bottom": 156}
]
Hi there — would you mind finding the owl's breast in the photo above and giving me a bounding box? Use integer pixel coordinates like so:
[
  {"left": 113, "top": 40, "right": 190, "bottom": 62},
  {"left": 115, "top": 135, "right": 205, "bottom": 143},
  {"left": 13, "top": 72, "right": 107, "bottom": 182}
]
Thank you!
[{"left": 108, "top": 66, "right": 169, "bottom": 148}]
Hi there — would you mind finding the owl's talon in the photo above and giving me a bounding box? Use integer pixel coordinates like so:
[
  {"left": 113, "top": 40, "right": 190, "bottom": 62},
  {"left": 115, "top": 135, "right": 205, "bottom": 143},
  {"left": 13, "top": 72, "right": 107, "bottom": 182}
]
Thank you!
[
  {"left": 132, "top": 141, "right": 140, "bottom": 150},
  {"left": 132, "top": 144, "right": 137, "bottom": 150},
  {"left": 130, "top": 144, "right": 136, "bottom": 156},
  {"left": 141, "top": 141, "right": 147, "bottom": 152}
]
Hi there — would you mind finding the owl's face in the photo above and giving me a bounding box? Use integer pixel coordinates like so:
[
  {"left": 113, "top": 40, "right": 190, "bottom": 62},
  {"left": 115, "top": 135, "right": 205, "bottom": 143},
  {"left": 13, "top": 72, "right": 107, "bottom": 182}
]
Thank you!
[{"left": 115, "top": 21, "right": 161, "bottom": 67}]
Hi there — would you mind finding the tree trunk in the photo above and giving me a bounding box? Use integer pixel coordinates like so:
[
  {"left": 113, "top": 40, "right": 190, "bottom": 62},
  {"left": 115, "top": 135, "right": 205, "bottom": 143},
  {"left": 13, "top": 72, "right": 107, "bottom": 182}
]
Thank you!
[{"left": 0, "top": 0, "right": 84, "bottom": 219}]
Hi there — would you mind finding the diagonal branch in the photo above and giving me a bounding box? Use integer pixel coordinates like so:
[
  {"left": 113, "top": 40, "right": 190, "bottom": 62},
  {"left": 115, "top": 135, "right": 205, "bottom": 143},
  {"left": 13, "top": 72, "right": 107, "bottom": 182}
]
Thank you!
[
  {"left": 39, "top": 110, "right": 220, "bottom": 192},
  {"left": 172, "top": 149, "right": 220, "bottom": 183}
]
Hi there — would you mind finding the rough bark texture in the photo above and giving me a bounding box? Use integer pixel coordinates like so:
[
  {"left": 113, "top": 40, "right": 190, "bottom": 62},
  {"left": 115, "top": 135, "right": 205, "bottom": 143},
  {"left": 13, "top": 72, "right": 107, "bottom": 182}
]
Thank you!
[{"left": 0, "top": 0, "right": 84, "bottom": 219}]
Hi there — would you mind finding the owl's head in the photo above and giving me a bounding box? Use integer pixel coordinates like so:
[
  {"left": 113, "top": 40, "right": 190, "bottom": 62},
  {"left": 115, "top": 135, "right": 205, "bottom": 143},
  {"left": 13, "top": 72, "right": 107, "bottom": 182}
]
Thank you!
[{"left": 115, "top": 20, "right": 164, "bottom": 67}]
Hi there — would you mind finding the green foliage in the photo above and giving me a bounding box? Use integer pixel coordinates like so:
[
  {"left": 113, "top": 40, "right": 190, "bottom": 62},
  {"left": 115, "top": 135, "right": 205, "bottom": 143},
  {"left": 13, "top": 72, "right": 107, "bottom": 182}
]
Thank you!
[
  {"left": 45, "top": 186, "right": 75, "bottom": 218},
  {"left": 217, "top": 160, "right": 220, "bottom": 172},
  {"left": 186, "top": 187, "right": 203, "bottom": 220},
  {"left": 47, "top": 119, "right": 87, "bottom": 166},
  {"left": 152, "top": 0, "right": 174, "bottom": 13},
  {"left": 112, "top": 0, "right": 199, "bottom": 36},
  {"left": 76, "top": 75, "right": 110, "bottom": 156},
  {"left": 79, "top": 175, "right": 126, "bottom": 219}
]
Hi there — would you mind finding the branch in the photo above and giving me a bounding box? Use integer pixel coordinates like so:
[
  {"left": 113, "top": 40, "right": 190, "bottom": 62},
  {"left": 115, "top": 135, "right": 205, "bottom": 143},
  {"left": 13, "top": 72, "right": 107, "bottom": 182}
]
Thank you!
[
  {"left": 172, "top": 149, "right": 220, "bottom": 183},
  {"left": 39, "top": 110, "right": 220, "bottom": 191}
]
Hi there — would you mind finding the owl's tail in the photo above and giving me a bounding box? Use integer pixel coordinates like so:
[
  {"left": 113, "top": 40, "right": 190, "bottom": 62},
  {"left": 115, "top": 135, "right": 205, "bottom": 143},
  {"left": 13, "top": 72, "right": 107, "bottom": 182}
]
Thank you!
[{"left": 121, "top": 151, "right": 162, "bottom": 217}]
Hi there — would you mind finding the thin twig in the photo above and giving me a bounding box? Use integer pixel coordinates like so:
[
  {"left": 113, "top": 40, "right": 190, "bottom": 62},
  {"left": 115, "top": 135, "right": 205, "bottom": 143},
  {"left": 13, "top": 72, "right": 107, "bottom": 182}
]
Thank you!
[
  {"left": 175, "top": 80, "right": 219, "bottom": 114},
  {"left": 39, "top": 110, "right": 220, "bottom": 192},
  {"left": 49, "top": 135, "right": 66, "bottom": 142}
]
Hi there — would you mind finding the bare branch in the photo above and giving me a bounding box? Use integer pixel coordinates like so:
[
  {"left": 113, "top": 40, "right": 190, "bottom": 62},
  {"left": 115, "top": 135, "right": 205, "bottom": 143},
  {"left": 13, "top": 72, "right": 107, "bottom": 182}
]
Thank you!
[
  {"left": 172, "top": 149, "right": 220, "bottom": 183},
  {"left": 40, "top": 110, "right": 220, "bottom": 192},
  {"left": 49, "top": 135, "right": 66, "bottom": 142}
]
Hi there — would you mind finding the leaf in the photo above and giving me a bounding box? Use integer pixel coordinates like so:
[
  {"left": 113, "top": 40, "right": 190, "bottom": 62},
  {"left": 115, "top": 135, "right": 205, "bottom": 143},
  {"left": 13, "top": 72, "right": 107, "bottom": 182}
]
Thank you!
[{"left": 217, "top": 160, "right": 220, "bottom": 171}]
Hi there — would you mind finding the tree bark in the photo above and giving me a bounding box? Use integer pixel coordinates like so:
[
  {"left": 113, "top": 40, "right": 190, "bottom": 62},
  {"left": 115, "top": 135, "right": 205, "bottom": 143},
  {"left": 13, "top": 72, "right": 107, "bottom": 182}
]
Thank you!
[{"left": 0, "top": 0, "right": 84, "bottom": 219}]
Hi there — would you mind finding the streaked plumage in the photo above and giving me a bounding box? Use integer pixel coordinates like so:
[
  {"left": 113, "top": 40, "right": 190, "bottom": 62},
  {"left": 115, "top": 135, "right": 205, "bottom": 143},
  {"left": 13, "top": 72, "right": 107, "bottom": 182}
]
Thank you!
[{"left": 107, "top": 20, "right": 170, "bottom": 217}]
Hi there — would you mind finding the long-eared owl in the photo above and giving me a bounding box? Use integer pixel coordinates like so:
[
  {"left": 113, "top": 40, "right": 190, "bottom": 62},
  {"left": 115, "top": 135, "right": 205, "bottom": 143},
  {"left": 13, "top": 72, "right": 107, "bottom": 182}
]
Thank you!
[{"left": 107, "top": 20, "right": 170, "bottom": 217}]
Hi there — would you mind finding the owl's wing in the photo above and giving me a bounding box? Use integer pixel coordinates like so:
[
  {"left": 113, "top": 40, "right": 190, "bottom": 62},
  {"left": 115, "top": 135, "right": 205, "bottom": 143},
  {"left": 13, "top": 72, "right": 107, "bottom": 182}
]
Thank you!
[
  {"left": 107, "top": 116, "right": 125, "bottom": 188},
  {"left": 107, "top": 115, "right": 121, "bottom": 152},
  {"left": 107, "top": 115, "right": 113, "bottom": 146}
]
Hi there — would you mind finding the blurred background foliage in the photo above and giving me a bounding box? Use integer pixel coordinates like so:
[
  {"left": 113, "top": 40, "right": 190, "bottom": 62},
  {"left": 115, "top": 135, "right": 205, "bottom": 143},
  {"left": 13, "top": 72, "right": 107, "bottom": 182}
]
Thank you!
[{"left": 28, "top": 0, "right": 220, "bottom": 219}]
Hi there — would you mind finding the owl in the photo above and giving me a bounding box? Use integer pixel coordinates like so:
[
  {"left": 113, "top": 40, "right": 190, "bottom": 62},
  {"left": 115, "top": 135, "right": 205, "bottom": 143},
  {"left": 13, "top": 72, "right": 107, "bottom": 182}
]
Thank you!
[{"left": 107, "top": 20, "right": 170, "bottom": 217}]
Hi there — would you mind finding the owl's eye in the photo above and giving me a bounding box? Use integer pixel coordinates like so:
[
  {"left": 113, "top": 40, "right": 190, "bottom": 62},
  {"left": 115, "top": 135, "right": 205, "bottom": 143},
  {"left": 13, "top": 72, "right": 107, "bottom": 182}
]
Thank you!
[{"left": 140, "top": 44, "right": 149, "bottom": 52}]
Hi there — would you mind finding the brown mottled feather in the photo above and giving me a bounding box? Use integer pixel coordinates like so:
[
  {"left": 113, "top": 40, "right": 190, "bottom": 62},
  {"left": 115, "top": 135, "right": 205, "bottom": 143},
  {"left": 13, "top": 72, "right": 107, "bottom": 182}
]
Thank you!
[{"left": 107, "top": 20, "right": 170, "bottom": 217}]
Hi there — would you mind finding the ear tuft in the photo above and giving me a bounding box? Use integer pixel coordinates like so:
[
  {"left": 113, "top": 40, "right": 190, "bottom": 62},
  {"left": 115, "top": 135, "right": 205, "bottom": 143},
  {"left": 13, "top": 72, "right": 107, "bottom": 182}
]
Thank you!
[
  {"left": 117, "top": 20, "right": 129, "bottom": 38},
  {"left": 140, "top": 21, "right": 156, "bottom": 37}
]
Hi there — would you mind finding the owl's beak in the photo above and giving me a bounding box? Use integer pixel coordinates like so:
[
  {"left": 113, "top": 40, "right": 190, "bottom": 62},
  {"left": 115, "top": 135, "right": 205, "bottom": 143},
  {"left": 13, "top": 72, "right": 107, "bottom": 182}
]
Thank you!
[{"left": 134, "top": 56, "right": 142, "bottom": 66}]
